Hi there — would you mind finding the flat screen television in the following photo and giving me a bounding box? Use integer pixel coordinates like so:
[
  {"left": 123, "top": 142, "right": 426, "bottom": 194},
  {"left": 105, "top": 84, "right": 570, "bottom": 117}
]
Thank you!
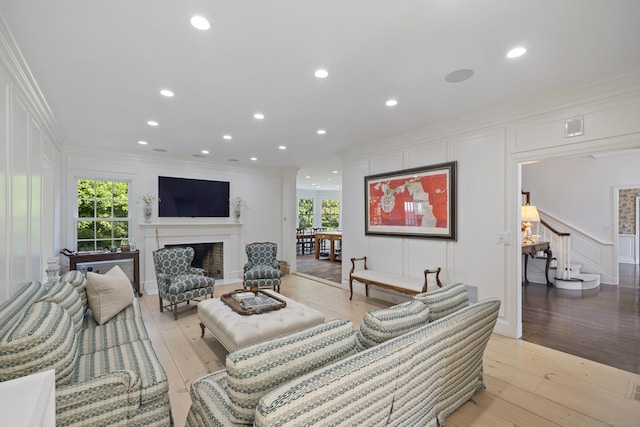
[{"left": 158, "top": 176, "right": 230, "bottom": 218}]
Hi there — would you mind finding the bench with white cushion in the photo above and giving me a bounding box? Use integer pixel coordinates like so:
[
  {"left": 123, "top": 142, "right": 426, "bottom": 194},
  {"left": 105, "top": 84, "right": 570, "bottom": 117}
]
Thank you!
[{"left": 349, "top": 256, "right": 442, "bottom": 300}]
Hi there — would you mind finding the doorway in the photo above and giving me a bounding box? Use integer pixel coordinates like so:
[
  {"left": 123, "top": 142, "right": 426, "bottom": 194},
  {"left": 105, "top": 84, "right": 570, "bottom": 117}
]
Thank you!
[
  {"left": 294, "top": 193, "right": 343, "bottom": 286},
  {"left": 616, "top": 189, "right": 640, "bottom": 263},
  {"left": 520, "top": 156, "right": 640, "bottom": 374}
]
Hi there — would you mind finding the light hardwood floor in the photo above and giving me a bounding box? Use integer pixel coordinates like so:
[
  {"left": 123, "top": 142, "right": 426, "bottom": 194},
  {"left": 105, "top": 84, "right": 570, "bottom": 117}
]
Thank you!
[{"left": 140, "top": 275, "right": 640, "bottom": 427}]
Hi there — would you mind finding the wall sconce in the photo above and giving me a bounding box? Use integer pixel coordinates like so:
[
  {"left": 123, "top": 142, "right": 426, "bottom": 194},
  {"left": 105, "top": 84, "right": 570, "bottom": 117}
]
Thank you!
[{"left": 521, "top": 204, "right": 540, "bottom": 244}]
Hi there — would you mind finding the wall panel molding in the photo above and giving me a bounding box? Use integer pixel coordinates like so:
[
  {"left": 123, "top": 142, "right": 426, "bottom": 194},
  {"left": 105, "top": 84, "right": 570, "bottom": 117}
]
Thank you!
[{"left": 0, "top": 25, "right": 61, "bottom": 303}]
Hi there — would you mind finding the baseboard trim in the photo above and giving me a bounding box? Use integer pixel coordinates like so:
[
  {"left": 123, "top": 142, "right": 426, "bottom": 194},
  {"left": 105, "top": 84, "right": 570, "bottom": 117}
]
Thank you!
[{"left": 293, "top": 272, "right": 342, "bottom": 288}]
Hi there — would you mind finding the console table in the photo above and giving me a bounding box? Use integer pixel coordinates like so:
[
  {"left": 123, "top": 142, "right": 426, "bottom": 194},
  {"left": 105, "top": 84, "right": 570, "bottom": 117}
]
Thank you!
[
  {"left": 68, "top": 250, "right": 141, "bottom": 296},
  {"left": 522, "top": 242, "right": 552, "bottom": 286}
]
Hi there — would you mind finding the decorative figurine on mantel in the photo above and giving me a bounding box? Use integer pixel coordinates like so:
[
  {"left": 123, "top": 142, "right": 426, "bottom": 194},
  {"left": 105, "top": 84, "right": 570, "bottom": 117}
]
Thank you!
[
  {"left": 138, "top": 194, "right": 160, "bottom": 223},
  {"left": 230, "top": 197, "right": 248, "bottom": 222}
]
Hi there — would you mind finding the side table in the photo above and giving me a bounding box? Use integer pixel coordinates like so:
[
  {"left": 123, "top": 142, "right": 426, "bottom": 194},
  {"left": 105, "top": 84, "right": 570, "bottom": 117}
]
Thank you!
[{"left": 522, "top": 242, "right": 552, "bottom": 286}]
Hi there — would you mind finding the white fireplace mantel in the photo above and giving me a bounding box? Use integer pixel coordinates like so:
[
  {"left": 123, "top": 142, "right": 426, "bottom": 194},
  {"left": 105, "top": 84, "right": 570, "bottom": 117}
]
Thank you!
[{"left": 139, "top": 222, "right": 242, "bottom": 294}]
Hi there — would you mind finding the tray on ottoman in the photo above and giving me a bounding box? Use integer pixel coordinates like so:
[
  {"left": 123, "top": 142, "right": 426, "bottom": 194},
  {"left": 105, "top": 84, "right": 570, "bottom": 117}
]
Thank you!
[{"left": 221, "top": 290, "right": 286, "bottom": 315}]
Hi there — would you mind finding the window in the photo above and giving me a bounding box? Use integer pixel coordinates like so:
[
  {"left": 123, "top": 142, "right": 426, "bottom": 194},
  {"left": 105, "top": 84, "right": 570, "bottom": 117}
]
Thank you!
[
  {"left": 322, "top": 199, "right": 340, "bottom": 230},
  {"left": 76, "top": 179, "right": 129, "bottom": 251},
  {"left": 298, "top": 198, "right": 314, "bottom": 228}
]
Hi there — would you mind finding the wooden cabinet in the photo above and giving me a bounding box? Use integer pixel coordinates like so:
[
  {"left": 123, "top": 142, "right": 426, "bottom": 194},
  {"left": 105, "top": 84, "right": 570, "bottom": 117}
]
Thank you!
[{"left": 68, "top": 250, "right": 141, "bottom": 296}]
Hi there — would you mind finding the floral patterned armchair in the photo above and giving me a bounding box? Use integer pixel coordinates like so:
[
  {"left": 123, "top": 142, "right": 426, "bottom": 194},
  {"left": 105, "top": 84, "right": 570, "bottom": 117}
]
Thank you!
[
  {"left": 153, "top": 247, "right": 215, "bottom": 320},
  {"left": 243, "top": 242, "right": 282, "bottom": 292}
]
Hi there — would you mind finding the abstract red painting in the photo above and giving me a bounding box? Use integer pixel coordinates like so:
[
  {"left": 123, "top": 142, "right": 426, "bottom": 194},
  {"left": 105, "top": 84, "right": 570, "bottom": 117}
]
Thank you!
[{"left": 365, "top": 161, "right": 456, "bottom": 239}]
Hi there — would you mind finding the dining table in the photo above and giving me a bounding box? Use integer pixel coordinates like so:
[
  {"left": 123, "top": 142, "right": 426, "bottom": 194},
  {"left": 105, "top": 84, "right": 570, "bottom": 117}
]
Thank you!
[{"left": 314, "top": 231, "right": 342, "bottom": 262}]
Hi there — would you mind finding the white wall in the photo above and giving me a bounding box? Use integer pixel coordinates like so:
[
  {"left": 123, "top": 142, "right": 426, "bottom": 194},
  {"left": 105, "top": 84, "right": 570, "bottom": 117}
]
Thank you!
[
  {"left": 0, "top": 25, "right": 61, "bottom": 303},
  {"left": 342, "top": 130, "right": 507, "bottom": 306},
  {"left": 341, "top": 68, "right": 640, "bottom": 337},
  {"left": 62, "top": 148, "right": 293, "bottom": 292},
  {"left": 522, "top": 151, "right": 640, "bottom": 243}
]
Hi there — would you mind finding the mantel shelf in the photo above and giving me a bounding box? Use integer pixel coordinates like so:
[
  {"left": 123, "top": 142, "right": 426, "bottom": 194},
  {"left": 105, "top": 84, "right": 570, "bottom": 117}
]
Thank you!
[{"left": 139, "top": 222, "right": 241, "bottom": 228}]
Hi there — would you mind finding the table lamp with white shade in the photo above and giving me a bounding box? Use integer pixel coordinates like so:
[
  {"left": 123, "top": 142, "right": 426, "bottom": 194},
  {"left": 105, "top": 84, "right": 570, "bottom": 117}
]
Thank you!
[{"left": 521, "top": 204, "right": 540, "bottom": 244}]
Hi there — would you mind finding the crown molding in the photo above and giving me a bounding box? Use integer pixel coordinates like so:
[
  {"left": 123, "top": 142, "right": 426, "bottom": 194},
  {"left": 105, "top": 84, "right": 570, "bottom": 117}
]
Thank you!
[
  {"left": 339, "top": 66, "right": 640, "bottom": 163},
  {"left": 0, "top": 12, "right": 60, "bottom": 148}
]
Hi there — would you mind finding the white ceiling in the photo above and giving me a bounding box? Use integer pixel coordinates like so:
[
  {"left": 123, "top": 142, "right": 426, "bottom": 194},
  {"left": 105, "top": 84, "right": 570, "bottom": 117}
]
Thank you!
[{"left": 2, "top": 1, "right": 640, "bottom": 190}]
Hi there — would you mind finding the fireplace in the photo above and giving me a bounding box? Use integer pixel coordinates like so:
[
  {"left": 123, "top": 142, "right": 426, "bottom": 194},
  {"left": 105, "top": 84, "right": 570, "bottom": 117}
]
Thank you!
[
  {"left": 141, "top": 222, "right": 241, "bottom": 293},
  {"left": 165, "top": 242, "right": 223, "bottom": 279}
]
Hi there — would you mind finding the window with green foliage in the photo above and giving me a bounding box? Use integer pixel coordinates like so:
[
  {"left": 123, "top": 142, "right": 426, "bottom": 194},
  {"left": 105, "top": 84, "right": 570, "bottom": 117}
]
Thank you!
[
  {"left": 298, "top": 198, "right": 314, "bottom": 228},
  {"left": 322, "top": 199, "right": 340, "bottom": 230},
  {"left": 76, "top": 179, "right": 130, "bottom": 251}
]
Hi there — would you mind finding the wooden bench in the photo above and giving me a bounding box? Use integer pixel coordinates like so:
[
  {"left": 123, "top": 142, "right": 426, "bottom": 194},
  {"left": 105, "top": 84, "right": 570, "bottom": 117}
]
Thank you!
[{"left": 349, "top": 256, "right": 442, "bottom": 300}]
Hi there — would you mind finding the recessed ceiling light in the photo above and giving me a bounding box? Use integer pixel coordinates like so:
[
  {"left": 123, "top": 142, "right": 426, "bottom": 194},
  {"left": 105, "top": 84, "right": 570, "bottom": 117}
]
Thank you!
[
  {"left": 507, "top": 47, "right": 527, "bottom": 58},
  {"left": 250, "top": 157, "right": 258, "bottom": 161},
  {"left": 385, "top": 99, "right": 398, "bottom": 107},
  {"left": 190, "top": 16, "right": 210, "bottom": 31},
  {"left": 138, "top": 140, "right": 148, "bottom": 145},
  {"left": 278, "top": 145, "right": 287, "bottom": 150},
  {"left": 223, "top": 134, "right": 232, "bottom": 140},
  {"left": 305, "top": 175, "right": 311, "bottom": 179},
  {"left": 317, "top": 129, "right": 326, "bottom": 135},
  {"left": 147, "top": 120, "right": 158, "bottom": 126},
  {"left": 312, "top": 183, "right": 317, "bottom": 186},
  {"left": 444, "top": 69, "right": 474, "bottom": 83},
  {"left": 314, "top": 69, "right": 329, "bottom": 78},
  {"left": 332, "top": 170, "right": 338, "bottom": 174},
  {"left": 254, "top": 113, "right": 265, "bottom": 120},
  {"left": 201, "top": 150, "right": 209, "bottom": 154},
  {"left": 160, "top": 89, "right": 174, "bottom": 97}
]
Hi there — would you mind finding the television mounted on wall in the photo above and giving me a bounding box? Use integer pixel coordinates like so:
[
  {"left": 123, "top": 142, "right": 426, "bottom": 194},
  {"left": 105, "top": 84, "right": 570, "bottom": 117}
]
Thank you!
[{"left": 158, "top": 176, "right": 230, "bottom": 218}]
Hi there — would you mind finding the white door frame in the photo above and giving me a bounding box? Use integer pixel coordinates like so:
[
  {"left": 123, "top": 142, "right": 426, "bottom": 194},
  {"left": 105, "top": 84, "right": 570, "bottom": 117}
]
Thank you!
[
  {"left": 636, "top": 196, "right": 640, "bottom": 264},
  {"left": 513, "top": 134, "right": 640, "bottom": 338}
]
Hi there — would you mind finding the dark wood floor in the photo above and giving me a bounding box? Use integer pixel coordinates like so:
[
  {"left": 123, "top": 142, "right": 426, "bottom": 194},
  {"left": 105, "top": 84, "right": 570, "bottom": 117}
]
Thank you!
[
  {"left": 296, "top": 254, "right": 342, "bottom": 283},
  {"left": 523, "top": 263, "right": 640, "bottom": 374},
  {"left": 297, "top": 255, "right": 640, "bottom": 374}
]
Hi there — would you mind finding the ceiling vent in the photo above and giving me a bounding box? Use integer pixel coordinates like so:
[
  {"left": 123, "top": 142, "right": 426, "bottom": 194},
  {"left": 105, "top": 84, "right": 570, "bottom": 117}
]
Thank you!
[{"left": 564, "top": 116, "right": 584, "bottom": 138}]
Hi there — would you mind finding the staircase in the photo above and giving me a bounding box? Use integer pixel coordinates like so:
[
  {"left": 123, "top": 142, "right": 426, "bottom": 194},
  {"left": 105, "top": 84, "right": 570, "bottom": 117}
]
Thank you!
[
  {"left": 540, "top": 218, "right": 600, "bottom": 291},
  {"left": 536, "top": 216, "right": 601, "bottom": 290},
  {"left": 522, "top": 191, "right": 602, "bottom": 290},
  {"left": 550, "top": 260, "right": 601, "bottom": 290}
]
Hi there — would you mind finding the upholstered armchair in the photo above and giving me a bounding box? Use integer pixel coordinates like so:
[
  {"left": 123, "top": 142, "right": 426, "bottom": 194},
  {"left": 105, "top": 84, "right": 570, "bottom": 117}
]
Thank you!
[
  {"left": 243, "top": 242, "right": 282, "bottom": 292},
  {"left": 153, "top": 247, "right": 215, "bottom": 320}
]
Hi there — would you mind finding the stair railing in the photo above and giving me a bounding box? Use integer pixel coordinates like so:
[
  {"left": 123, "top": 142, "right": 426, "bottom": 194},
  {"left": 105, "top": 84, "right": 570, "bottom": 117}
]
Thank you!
[
  {"left": 538, "top": 216, "right": 572, "bottom": 280},
  {"left": 523, "top": 191, "right": 571, "bottom": 280}
]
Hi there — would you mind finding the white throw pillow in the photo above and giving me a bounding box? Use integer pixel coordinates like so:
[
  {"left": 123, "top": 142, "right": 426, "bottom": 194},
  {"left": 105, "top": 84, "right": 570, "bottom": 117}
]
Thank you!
[{"left": 86, "top": 265, "right": 135, "bottom": 325}]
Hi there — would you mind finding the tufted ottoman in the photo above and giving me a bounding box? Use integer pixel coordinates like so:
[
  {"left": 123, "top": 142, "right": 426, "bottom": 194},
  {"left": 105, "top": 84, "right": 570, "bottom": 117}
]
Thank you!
[{"left": 197, "top": 292, "right": 325, "bottom": 351}]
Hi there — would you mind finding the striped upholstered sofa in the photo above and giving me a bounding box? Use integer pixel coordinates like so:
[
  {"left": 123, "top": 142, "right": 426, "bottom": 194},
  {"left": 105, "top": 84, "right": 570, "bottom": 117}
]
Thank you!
[
  {"left": 187, "top": 283, "right": 500, "bottom": 426},
  {"left": 0, "top": 271, "right": 171, "bottom": 426}
]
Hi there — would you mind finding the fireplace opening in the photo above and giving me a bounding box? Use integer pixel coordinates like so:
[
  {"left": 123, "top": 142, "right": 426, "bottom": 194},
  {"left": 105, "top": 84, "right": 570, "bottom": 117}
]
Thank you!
[{"left": 164, "top": 242, "right": 223, "bottom": 280}]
